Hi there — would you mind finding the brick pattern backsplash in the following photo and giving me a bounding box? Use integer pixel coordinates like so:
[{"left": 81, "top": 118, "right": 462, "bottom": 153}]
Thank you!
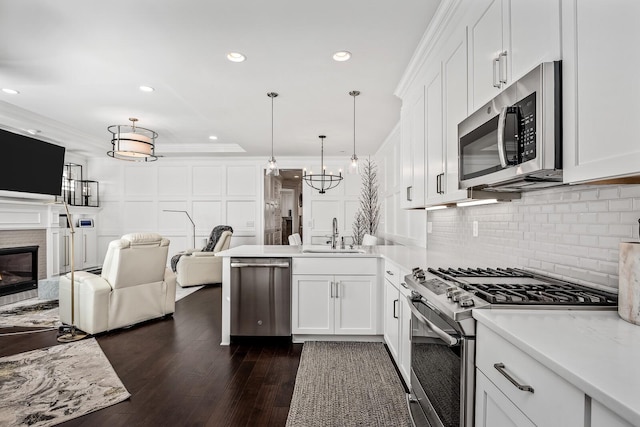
[
  {"left": 0, "top": 229, "right": 47, "bottom": 280},
  {"left": 428, "top": 184, "right": 640, "bottom": 291}
]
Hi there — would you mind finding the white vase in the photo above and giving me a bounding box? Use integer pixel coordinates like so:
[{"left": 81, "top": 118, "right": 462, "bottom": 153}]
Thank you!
[{"left": 618, "top": 242, "right": 640, "bottom": 325}]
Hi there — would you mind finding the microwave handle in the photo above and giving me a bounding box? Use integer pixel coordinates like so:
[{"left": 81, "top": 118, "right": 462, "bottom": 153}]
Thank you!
[
  {"left": 406, "top": 295, "right": 459, "bottom": 346},
  {"left": 497, "top": 106, "right": 509, "bottom": 168}
]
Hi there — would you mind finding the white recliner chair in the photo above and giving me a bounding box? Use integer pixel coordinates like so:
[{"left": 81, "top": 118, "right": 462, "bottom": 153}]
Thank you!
[
  {"left": 174, "top": 230, "right": 233, "bottom": 287},
  {"left": 59, "top": 232, "right": 176, "bottom": 335}
]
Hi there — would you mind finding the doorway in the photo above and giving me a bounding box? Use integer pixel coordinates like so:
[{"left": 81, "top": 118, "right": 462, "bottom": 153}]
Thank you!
[{"left": 264, "top": 169, "right": 303, "bottom": 245}]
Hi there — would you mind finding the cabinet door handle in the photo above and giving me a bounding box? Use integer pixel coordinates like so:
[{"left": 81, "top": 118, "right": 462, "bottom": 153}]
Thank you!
[
  {"left": 386, "top": 270, "right": 394, "bottom": 276},
  {"left": 83, "top": 235, "right": 87, "bottom": 263},
  {"left": 436, "top": 173, "right": 441, "bottom": 194},
  {"left": 393, "top": 299, "right": 398, "bottom": 319},
  {"left": 406, "top": 186, "right": 413, "bottom": 202},
  {"left": 335, "top": 281, "right": 340, "bottom": 298},
  {"left": 493, "top": 57, "right": 501, "bottom": 88},
  {"left": 330, "top": 281, "right": 334, "bottom": 298},
  {"left": 493, "top": 363, "right": 534, "bottom": 393},
  {"left": 64, "top": 235, "right": 69, "bottom": 266},
  {"left": 499, "top": 51, "right": 508, "bottom": 84}
]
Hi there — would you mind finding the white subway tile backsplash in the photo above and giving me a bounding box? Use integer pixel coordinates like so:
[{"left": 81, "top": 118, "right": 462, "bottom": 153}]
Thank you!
[{"left": 428, "top": 183, "right": 640, "bottom": 291}]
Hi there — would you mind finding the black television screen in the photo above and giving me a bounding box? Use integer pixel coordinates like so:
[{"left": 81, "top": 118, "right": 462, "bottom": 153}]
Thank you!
[{"left": 0, "top": 128, "right": 66, "bottom": 196}]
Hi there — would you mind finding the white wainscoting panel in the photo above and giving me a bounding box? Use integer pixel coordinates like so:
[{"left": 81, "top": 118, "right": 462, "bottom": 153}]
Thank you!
[
  {"left": 123, "top": 201, "right": 157, "bottom": 232},
  {"left": 193, "top": 200, "right": 223, "bottom": 233},
  {"left": 226, "top": 200, "right": 256, "bottom": 235},
  {"left": 158, "top": 166, "right": 189, "bottom": 197},
  {"left": 159, "top": 201, "right": 190, "bottom": 233},
  {"left": 124, "top": 166, "right": 157, "bottom": 198},
  {"left": 193, "top": 166, "right": 223, "bottom": 196},
  {"left": 226, "top": 165, "right": 256, "bottom": 196}
]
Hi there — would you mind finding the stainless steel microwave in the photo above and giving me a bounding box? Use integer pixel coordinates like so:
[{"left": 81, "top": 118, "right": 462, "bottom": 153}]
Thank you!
[{"left": 458, "top": 61, "right": 562, "bottom": 192}]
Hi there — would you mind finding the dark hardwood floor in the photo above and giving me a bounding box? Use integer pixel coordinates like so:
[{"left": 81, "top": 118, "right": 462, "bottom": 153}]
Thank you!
[{"left": 0, "top": 286, "right": 303, "bottom": 427}]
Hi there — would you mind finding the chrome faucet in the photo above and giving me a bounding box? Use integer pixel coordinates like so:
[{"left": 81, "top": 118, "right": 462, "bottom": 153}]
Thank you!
[{"left": 331, "top": 217, "right": 339, "bottom": 249}]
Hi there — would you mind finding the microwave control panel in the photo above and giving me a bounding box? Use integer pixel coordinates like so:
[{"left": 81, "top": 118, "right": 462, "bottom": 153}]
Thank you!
[{"left": 517, "top": 92, "right": 537, "bottom": 162}]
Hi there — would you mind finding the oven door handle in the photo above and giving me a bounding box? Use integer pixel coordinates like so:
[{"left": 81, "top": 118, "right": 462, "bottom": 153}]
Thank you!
[{"left": 406, "top": 296, "right": 459, "bottom": 347}]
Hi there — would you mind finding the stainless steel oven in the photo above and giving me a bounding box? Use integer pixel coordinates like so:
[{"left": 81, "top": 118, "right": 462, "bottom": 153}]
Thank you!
[
  {"left": 404, "top": 267, "right": 617, "bottom": 427},
  {"left": 408, "top": 294, "right": 475, "bottom": 427}
]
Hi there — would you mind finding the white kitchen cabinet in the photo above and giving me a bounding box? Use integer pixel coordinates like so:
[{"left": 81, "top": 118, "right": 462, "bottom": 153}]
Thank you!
[
  {"left": 425, "top": 26, "right": 469, "bottom": 206},
  {"left": 291, "top": 257, "right": 378, "bottom": 336},
  {"left": 398, "top": 274, "right": 412, "bottom": 386},
  {"left": 475, "top": 369, "right": 535, "bottom": 427},
  {"left": 400, "top": 81, "right": 425, "bottom": 209},
  {"left": 476, "top": 323, "right": 584, "bottom": 426},
  {"left": 383, "top": 266, "right": 400, "bottom": 361},
  {"left": 562, "top": 0, "right": 640, "bottom": 183},
  {"left": 591, "top": 399, "right": 634, "bottom": 427},
  {"left": 59, "top": 227, "right": 98, "bottom": 273},
  {"left": 468, "top": 0, "right": 561, "bottom": 111}
]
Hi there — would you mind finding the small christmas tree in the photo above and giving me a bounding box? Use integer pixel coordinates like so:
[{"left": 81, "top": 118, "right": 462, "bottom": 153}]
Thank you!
[{"left": 352, "top": 157, "right": 381, "bottom": 244}]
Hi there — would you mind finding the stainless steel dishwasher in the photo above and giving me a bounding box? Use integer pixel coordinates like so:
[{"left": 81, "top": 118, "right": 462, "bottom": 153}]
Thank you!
[{"left": 230, "top": 257, "right": 291, "bottom": 337}]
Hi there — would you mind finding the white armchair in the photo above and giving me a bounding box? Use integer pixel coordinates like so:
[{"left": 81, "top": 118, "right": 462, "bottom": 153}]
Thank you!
[
  {"left": 175, "top": 230, "right": 232, "bottom": 287},
  {"left": 59, "top": 232, "right": 176, "bottom": 335}
]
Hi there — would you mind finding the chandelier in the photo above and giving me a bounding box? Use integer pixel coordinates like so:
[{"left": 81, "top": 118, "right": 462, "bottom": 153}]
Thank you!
[
  {"left": 302, "top": 135, "right": 343, "bottom": 194},
  {"left": 348, "top": 90, "right": 360, "bottom": 174},
  {"left": 107, "top": 117, "right": 158, "bottom": 162},
  {"left": 265, "top": 92, "right": 279, "bottom": 176}
]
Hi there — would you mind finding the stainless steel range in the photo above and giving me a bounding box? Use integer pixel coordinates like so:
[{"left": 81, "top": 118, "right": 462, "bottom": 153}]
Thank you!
[{"left": 404, "top": 266, "right": 617, "bottom": 427}]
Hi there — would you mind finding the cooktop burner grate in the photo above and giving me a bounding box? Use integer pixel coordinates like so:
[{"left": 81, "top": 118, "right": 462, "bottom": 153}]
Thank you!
[
  {"left": 460, "top": 282, "right": 617, "bottom": 305},
  {"left": 428, "top": 267, "right": 532, "bottom": 278}
]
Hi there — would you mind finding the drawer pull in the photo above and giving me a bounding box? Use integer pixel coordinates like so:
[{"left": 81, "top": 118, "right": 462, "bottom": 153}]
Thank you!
[{"left": 493, "top": 363, "right": 534, "bottom": 393}]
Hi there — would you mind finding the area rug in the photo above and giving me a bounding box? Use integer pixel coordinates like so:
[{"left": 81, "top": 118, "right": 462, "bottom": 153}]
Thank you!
[
  {"left": 0, "top": 285, "right": 204, "bottom": 328},
  {"left": 0, "top": 338, "right": 130, "bottom": 426},
  {"left": 286, "top": 341, "right": 411, "bottom": 427}
]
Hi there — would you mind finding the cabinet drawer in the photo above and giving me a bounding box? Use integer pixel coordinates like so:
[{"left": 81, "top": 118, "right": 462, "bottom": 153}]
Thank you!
[
  {"left": 293, "top": 257, "right": 378, "bottom": 275},
  {"left": 476, "top": 323, "right": 584, "bottom": 427},
  {"left": 383, "top": 259, "right": 400, "bottom": 287}
]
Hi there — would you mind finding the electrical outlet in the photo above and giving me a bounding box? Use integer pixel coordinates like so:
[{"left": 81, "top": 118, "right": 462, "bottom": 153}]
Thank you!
[
  {"left": 472, "top": 221, "right": 478, "bottom": 237},
  {"left": 427, "top": 222, "right": 433, "bottom": 234}
]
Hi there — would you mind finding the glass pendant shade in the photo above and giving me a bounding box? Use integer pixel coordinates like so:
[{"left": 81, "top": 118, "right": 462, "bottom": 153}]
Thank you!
[
  {"left": 266, "top": 92, "right": 279, "bottom": 176},
  {"left": 348, "top": 90, "right": 360, "bottom": 174}
]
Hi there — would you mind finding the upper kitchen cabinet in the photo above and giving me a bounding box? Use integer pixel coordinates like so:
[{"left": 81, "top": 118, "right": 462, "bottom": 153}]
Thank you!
[
  {"left": 400, "top": 81, "right": 425, "bottom": 209},
  {"left": 562, "top": 0, "right": 640, "bottom": 183},
  {"left": 468, "top": 0, "right": 561, "bottom": 111},
  {"left": 425, "top": 27, "right": 469, "bottom": 206}
]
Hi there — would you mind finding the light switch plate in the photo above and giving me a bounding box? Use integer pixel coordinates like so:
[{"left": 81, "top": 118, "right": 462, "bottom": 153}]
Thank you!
[{"left": 473, "top": 221, "right": 478, "bottom": 237}]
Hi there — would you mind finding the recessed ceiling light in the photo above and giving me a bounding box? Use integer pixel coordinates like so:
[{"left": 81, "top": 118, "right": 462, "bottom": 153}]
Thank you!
[
  {"left": 226, "top": 52, "right": 246, "bottom": 63},
  {"left": 209, "top": 135, "right": 218, "bottom": 140},
  {"left": 333, "top": 51, "right": 352, "bottom": 62},
  {"left": 139, "top": 85, "right": 155, "bottom": 92},
  {"left": 2, "top": 88, "right": 19, "bottom": 95}
]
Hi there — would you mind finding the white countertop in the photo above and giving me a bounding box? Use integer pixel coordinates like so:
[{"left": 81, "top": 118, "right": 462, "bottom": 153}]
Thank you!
[
  {"left": 473, "top": 309, "right": 640, "bottom": 426},
  {"left": 217, "top": 244, "right": 493, "bottom": 273}
]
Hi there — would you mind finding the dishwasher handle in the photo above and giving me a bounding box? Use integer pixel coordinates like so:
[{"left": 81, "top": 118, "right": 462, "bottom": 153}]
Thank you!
[{"left": 231, "top": 262, "right": 290, "bottom": 268}]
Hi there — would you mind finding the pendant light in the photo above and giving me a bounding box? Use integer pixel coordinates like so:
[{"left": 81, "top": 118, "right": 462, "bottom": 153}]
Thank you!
[
  {"left": 266, "top": 92, "right": 279, "bottom": 176},
  {"left": 302, "top": 135, "right": 343, "bottom": 194},
  {"left": 107, "top": 118, "right": 158, "bottom": 162},
  {"left": 348, "top": 90, "right": 360, "bottom": 174}
]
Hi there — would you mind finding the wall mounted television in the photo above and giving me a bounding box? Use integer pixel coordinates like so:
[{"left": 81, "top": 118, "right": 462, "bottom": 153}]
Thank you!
[{"left": 0, "top": 128, "right": 66, "bottom": 196}]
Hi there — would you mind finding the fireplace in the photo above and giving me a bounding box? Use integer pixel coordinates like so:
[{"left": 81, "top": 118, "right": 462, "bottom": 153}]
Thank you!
[{"left": 0, "top": 246, "right": 38, "bottom": 297}]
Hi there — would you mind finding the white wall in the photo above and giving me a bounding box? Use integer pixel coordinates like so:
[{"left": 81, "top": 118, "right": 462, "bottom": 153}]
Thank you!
[
  {"left": 88, "top": 156, "right": 366, "bottom": 261},
  {"left": 427, "top": 184, "right": 640, "bottom": 291}
]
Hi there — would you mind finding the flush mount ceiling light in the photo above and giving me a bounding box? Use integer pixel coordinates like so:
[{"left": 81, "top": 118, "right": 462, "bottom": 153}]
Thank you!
[
  {"left": 209, "top": 135, "right": 218, "bottom": 140},
  {"left": 107, "top": 117, "right": 158, "bottom": 162},
  {"left": 303, "top": 135, "right": 343, "bottom": 194},
  {"left": 348, "top": 90, "right": 360, "bottom": 174},
  {"left": 139, "top": 85, "right": 155, "bottom": 92},
  {"left": 1, "top": 88, "right": 19, "bottom": 94},
  {"left": 226, "top": 52, "right": 246, "bottom": 62},
  {"left": 265, "top": 92, "right": 279, "bottom": 176},
  {"left": 333, "top": 51, "right": 351, "bottom": 62}
]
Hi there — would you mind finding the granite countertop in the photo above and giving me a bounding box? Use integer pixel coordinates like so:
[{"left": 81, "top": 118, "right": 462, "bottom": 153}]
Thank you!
[{"left": 473, "top": 309, "right": 640, "bottom": 426}]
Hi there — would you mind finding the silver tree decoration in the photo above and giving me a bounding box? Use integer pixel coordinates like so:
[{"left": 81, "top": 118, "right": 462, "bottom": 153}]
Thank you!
[{"left": 352, "top": 157, "right": 381, "bottom": 244}]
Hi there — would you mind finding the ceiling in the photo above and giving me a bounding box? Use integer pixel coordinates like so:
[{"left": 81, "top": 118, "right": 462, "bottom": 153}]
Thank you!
[{"left": 0, "top": 0, "right": 441, "bottom": 160}]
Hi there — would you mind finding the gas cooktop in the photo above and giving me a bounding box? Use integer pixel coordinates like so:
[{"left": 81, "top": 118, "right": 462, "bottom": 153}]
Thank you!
[{"left": 407, "top": 266, "right": 617, "bottom": 308}]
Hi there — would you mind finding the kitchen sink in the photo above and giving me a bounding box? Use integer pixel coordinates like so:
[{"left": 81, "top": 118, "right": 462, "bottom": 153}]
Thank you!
[{"left": 301, "top": 246, "right": 366, "bottom": 254}]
